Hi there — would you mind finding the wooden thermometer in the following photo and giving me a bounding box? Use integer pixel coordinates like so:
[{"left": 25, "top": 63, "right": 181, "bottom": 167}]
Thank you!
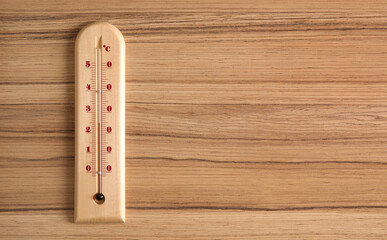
[{"left": 75, "top": 22, "right": 125, "bottom": 223}]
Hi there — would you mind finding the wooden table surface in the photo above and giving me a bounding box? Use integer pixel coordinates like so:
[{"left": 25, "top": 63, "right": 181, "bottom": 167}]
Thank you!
[{"left": 2, "top": 0, "right": 387, "bottom": 239}]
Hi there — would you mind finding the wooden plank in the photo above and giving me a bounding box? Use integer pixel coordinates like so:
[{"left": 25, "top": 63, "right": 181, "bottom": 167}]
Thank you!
[
  {"left": 2, "top": 12, "right": 387, "bottom": 44},
  {"left": 1, "top": 209, "right": 387, "bottom": 239},
  {"left": 2, "top": 37, "right": 387, "bottom": 104},
  {"left": 2, "top": 153, "right": 387, "bottom": 209},
  {"left": 4, "top": 83, "right": 387, "bottom": 105},
  {"left": 4, "top": 82, "right": 387, "bottom": 105},
  {"left": 0, "top": 105, "right": 74, "bottom": 138},
  {"left": 2, "top": 0, "right": 387, "bottom": 238},
  {"left": 2, "top": 104, "right": 387, "bottom": 162},
  {"left": 4, "top": 103, "right": 387, "bottom": 139},
  {"left": 3, "top": 0, "right": 387, "bottom": 12},
  {"left": 2, "top": 34, "right": 387, "bottom": 83},
  {"left": 1, "top": 103, "right": 387, "bottom": 210}
]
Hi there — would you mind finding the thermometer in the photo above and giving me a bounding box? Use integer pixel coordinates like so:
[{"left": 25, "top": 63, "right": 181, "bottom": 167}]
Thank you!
[{"left": 74, "top": 22, "right": 125, "bottom": 223}]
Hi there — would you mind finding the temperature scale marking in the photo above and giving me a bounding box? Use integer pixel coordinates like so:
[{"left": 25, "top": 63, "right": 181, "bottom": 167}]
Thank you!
[{"left": 75, "top": 22, "right": 125, "bottom": 223}]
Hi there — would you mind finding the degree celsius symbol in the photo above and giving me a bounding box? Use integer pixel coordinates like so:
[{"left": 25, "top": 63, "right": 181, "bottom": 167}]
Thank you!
[{"left": 103, "top": 45, "right": 110, "bottom": 52}]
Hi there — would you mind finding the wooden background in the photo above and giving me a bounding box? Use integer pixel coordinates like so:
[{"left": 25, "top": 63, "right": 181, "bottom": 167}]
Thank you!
[{"left": 2, "top": 0, "right": 387, "bottom": 239}]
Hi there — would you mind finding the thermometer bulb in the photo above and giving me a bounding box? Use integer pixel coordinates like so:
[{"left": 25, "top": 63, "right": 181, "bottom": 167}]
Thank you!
[{"left": 94, "top": 193, "right": 105, "bottom": 204}]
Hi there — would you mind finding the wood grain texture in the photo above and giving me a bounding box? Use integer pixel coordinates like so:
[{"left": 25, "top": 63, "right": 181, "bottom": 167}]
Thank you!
[{"left": 1, "top": 0, "right": 387, "bottom": 238}]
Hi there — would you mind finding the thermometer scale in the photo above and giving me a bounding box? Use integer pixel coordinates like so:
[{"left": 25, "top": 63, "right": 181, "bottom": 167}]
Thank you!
[{"left": 75, "top": 22, "right": 125, "bottom": 223}]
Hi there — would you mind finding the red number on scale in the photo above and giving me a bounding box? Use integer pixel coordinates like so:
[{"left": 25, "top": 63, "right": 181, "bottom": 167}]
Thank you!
[
  {"left": 87, "top": 146, "right": 90, "bottom": 152},
  {"left": 86, "top": 126, "right": 91, "bottom": 133},
  {"left": 106, "top": 165, "right": 112, "bottom": 171},
  {"left": 85, "top": 61, "right": 90, "bottom": 68},
  {"left": 107, "top": 106, "right": 112, "bottom": 112},
  {"left": 107, "top": 84, "right": 112, "bottom": 90},
  {"left": 107, "top": 126, "right": 112, "bottom": 133},
  {"left": 107, "top": 146, "right": 112, "bottom": 152},
  {"left": 86, "top": 105, "right": 91, "bottom": 112},
  {"left": 86, "top": 84, "right": 91, "bottom": 90},
  {"left": 107, "top": 61, "right": 112, "bottom": 67},
  {"left": 86, "top": 165, "right": 91, "bottom": 171}
]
